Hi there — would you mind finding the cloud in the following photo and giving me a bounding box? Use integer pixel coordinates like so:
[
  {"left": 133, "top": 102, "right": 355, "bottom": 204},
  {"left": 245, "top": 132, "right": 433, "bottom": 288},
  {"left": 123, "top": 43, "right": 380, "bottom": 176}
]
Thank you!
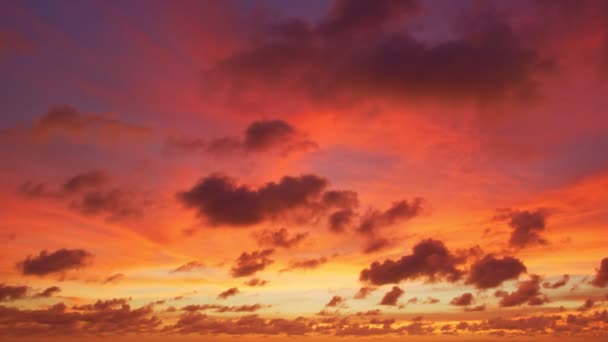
[
  {"left": 244, "top": 278, "right": 267, "bottom": 287},
  {"left": 19, "top": 171, "right": 143, "bottom": 222},
  {"left": 466, "top": 254, "right": 527, "bottom": 289},
  {"left": 178, "top": 174, "right": 328, "bottom": 227},
  {"left": 0, "top": 300, "right": 160, "bottom": 335},
  {"left": 281, "top": 257, "right": 328, "bottom": 272},
  {"left": 171, "top": 261, "right": 206, "bottom": 273},
  {"left": 543, "top": 274, "right": 570, "bottom": 289},
  {"left": 166, "top": 119, "right": 317, "bottom": 157},
  {"left": 166, "top": 312, "right": 312, "bottom": 335},
  {"left": 591, "top": 257, "right": 608, "bottom": 287},
  {"left": 360, "top": 239, "right": 465, "bottom": 285},
  {"left": 230, "top": 249, "right": 274, "bottom": 277},
  {"left": 495, "top": 275, "right": 548, "bottom": 307},
  {"left": 0, "top": 284, "right": 28, "bottom": 302},
  {"left": 202, "top": 0, "right": 552, "bottom": 113},
  {"left": 450, "top": 293, "right": 474, "bottom": 306},
  {"left": 328, "top": 209, "right": 356, "bottom": 233},
  {"left": 34, "top": 286, "right": 61, "bottom": 298},
  {"left": 218, "top": 287, "right": 240, "bottom": 300},
  {"left": 379, "top": 286, "right": 404, "bottom": 306},
  {"left": 577, "top": 299, "right": 596, "bottom": 312},
  {"left": 62, "top": 170, "right": 108, "bottom": 194},
  {"left": 464, "top": 305, "right": 486, "bottom": 312},
  {"left": 354, "top": 286, "right": 376, "bottom": 299},
  {"left": 357, "top": 199, "right": 423, "bottom": 235},
  {"left": 494, "top": 208, "right": 549, "bottom": 248},
  {"left": 31, "top": 105, "right": 150, "bottom": 143},
  {"left": 103, "top": 273, "right": 125, "bottom": 285},
  {"left": 17, "top": 249, "right": 92, "bottom": 276},
  {"left": 254, "top": 228, "right": 308, "bottom": 249},
  {"left": 182, "top": 304, "right": 265, "bottom": 313},
  {"left": 325, "top": 296, "right": 345, "bottom": 308}
]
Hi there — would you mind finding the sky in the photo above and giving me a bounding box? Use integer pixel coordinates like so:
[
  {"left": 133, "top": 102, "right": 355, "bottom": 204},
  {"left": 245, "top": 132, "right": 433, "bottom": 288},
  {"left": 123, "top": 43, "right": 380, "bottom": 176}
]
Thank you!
[{"left": 1, "top": 0, "right": 608, "bottom": 340}]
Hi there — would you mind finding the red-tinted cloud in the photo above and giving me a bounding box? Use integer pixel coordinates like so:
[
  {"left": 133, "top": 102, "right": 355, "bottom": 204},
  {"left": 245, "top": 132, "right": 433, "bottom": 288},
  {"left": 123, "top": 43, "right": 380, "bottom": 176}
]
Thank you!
[
  {"left": 379, "top": 286, "right": 404, "bottom": 306},
  {"left": 360, "top": 239, "right": 465, "bottom": 285},
  {"left": 217, "top": 287, "right": 240, "bottom": 300},
  {"left": 0, "top": 284, "right": 28, "bottom": 302},
  {"left": 591, "top": 257, "right": 608, "bottom": 287},
  {"left": 230, "top": 249, "right": 274, "bottom": 277},
  {"left": 450, "top": 293, "right": 474, "bottom": 306},
  {"left": 254, "top": 228, "right": 308, "bottom": 249},
  {"left": 495, "top": 275, "right": 548, "bottom": 307},
  {"left": 466, "top": 254, "right": 527, "bottom": 289},
  {"left": 178, "top": 174, "right": 327, "bottom": 227},
  {"left": 17, "top": 249, "right": 92, "bottom": 276}
]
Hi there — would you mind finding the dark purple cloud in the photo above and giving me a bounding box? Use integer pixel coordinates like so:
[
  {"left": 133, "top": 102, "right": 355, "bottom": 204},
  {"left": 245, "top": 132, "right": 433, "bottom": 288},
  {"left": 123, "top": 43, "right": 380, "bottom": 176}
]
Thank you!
[
  {"left": 495, "top": 275, "right": 548, "bottom": 307},
  {"left": 18, "top": 249, "right": 92, "bottom": 276},
  {"left": 466, "top": 254, "right": 527, "bottom": 289},
  {"left": 360, "top": 239, "right": 465, "bottom": 285},
  {"left": 178, "top": 174, "right": 328, "bottom": 226}
]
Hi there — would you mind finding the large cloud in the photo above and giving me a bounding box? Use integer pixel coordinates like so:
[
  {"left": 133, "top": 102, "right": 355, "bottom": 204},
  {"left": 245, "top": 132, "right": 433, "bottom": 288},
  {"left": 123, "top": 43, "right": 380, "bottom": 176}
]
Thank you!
[
  {"left": 17, "top": 249, "right": 92, "bottom": 276},
  {"left": 466, "top": 254, "right": 526, "bottom": 289},
  {"left": 360, "top": 239, "right": 465, "bottom": 285},
  {"left": 178, "top": 174, "right": 328, "bottom": 226},
  {"left": 202, "top": 0, "right": 553, "bottom": 112}
]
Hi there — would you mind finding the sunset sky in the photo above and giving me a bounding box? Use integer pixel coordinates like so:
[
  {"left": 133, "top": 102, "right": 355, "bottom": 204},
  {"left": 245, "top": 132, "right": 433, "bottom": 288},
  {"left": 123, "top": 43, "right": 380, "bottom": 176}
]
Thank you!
[{"left": 1, "top": 0, "right": 608, "bottom": 340}]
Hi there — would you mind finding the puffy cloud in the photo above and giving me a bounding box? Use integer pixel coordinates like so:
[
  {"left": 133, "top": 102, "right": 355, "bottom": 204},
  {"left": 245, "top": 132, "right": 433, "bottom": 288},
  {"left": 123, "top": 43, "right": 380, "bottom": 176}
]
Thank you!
[
  {"left": 379, "top": 286, "right": 404, "bottom": 306},
  {"left": 281, "top": 257, "right": 328, "bottom": 272},
  {"left": 17, "top": 248, "right": 92, "bottom": 276},
  {"left": 254, "top": 228, "right": 308, "bottom": 249},
  {"left": 328, "top": 209, "right": 355, "bottom": 233},
  {"left": 495, "top": 208, "right": 549, "bottom": 248},
  {"left": 19, "top": 171, "right": 143, "bottom": 222},
  {"left": 166, "top": 312, "right": 312, "bottom": 335},
  {"left": 577, "top": 299, "right": 595, "bottom": 312},
  {"left": 495, "top": 275, "right": 548, "bottom": 307},
  {"left": 353, "top": 286, "right": 376, "bottom": 299},
  {"left": 171, "top": 261, "right": 206, "bottom": 273},
  {"left": 357, "top": 199, "right": 423, "bottom": 235},
  {"left": 217, "top": 287, "right": 240, "bottom": 300},
  {"left": 230, "top": 249, "right": 275, "bottom": 277},
  {"left": 325, "top": 296, "right": 345, "bottom": 308},
  {"left": 591, "top": 257, "right": 608, "bottom": 287},
  {"left": 450, "top": 293, "right": 474, "bottom": 306},
  {"left": 203, "top": 0, "right": 552, "bottom": 113},
  {"left": 543, "top": 274, "right": 570, "bottom": 289},
  {"left": 466, "top": 254, "right": 526, "bottom": 289},
  {"left": 34, "top": 286, "right": 61, "bottom": 298},
  {"left": 31, "top": 105, "right": 150, "bottom": 142},
  {"left": 166, "top": 119, "right": 317, "bottom": 157},
  {"left": 360, "top": 239, "right": 465, "bottom": 285},
  {"left": 0, "top": 284, "right": 28, "bottom": 301},
  {"left": 244, "top": 278, "right": 267, "bottom": 287},
  {"left": 0, "top": 299, "right": 160, "bottom": 335},
  {"left": 178, "top": 174, "right": 327, "bottom": 226}
]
